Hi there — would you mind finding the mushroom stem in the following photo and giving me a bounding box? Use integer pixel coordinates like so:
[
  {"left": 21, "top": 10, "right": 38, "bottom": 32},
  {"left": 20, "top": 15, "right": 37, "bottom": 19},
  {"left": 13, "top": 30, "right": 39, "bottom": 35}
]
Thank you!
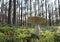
[{"left": 34, "top": 24, "right": 40, "bottom": 36}]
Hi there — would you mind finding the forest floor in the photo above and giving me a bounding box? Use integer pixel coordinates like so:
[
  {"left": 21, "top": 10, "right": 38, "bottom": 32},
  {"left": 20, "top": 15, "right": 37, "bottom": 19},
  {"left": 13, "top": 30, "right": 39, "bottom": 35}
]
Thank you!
[{"left": 0, "top": 25, "right": 60, "bottom": 42}]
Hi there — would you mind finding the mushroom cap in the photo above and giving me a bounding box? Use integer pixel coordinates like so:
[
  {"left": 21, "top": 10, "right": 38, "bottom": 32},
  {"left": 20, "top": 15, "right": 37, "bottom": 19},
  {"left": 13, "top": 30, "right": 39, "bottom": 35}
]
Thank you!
[{"left": 27, "top": 16, "right": 46, "bottom": 24}]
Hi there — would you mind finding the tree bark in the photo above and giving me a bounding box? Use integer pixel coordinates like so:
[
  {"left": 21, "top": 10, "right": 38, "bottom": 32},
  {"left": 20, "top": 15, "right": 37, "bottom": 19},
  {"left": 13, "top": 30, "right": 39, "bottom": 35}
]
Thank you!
[
  {"left": 8, "top": 0, "right": 11, "bottom": 24},
  {"left": 13, "top": 0, "right": 16, "bottom": 25},
  {"left": 20, "top": 0, "right": 23, "bottom": 26}
]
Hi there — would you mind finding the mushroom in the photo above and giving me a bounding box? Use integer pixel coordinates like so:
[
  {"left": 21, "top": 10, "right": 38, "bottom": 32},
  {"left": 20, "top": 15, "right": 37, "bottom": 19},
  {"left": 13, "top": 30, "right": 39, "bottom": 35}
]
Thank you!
[{"left": 27, "top": 16, "right": 46, "bottom": 36}]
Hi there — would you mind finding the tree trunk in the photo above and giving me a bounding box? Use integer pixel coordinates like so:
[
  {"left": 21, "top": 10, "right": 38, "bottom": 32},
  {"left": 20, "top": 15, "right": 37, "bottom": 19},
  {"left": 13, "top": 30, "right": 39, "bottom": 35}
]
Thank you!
[
  {"left": 19, "top": 1, "right": 21, "bottom": 25},
  {"left": 20, "top": 0, "right": 23, "bottom": 26},
  {"left": 51, "top": 5, "right": 54, "bottom": 25},
  {"left": 45, "top": 0, "right": 48, "bottom": 26},
  {"left": 30, "top": 0, "right": 31, "bottom": 16},
  {"left": 13, "top": 0, "right": 16, "bottom": 25},
  {"left": 58, "top": 0, "right": 60, "bottom": 24},
  {"left": 8, "top": 0, "right": 11, "bottom": 24},
  {"left": 49, "top": 13, "right": 51, "bottom": 26}
]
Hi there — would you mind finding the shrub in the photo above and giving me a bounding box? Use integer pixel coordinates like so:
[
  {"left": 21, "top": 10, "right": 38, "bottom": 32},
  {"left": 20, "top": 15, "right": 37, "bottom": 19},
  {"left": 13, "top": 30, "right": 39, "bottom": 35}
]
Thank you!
[{"left": 0, "top": 32, "right": 5, "bottom": 42}]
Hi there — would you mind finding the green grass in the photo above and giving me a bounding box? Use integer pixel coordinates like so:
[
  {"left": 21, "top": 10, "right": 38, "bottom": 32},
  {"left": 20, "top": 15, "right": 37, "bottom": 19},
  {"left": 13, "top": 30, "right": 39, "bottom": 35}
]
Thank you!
[{"left": 0, "top": 25, "right": 60, "bottom": 42}]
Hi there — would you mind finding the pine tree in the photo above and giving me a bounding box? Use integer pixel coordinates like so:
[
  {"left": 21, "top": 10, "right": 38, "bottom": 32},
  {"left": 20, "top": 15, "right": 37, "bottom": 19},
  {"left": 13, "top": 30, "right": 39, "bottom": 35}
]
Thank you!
[
  {"left": 8, "top": 0, "right": 11, "bottom": 24},
  {"left": 13, "top": 0, "right": 16, "bottom": 25},
  {"left": 45, "top": 0, "right": 48, "bottom": 26},
  {"left": 20, "top": 0, "right": 23, "bottom": 26},
  {"left": 48, "top": 4, "right": 51, "bottom": 26}
]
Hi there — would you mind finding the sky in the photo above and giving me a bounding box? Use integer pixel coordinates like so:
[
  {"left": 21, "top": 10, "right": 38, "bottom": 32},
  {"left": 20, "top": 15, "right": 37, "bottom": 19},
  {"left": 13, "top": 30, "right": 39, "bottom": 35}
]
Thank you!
[
  {"left": 0, "top": 0, "right": 58, "bottom": 13},
  {"left": 0, "top": 0, "right": 55, "bottom": 4},
  {"left": 0, "top": 0, "right": 58, "bottom": 14},
  {"left": 0, "top": 0, "right": 59, "bottom": 20},
  {"left": 49, "top": 0, "right": 55, "bottom": 3}
]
